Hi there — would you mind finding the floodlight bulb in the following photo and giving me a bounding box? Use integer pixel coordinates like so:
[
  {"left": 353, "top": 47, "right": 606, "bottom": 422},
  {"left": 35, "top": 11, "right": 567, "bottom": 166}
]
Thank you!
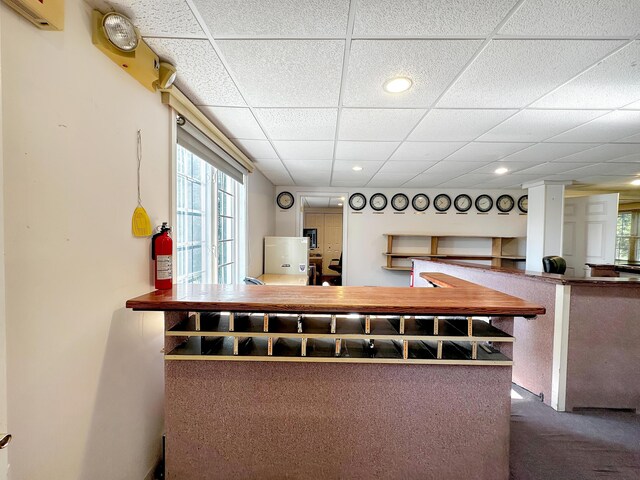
[{"left": 102, "top": 12, "right": 139, "bottom": 52}]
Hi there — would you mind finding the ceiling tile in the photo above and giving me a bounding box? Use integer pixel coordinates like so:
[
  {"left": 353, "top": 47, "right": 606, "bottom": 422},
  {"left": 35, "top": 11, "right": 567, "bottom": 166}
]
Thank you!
[
  {"left": 471, "top": 161, "right": 542, "bottom": 174},
  {"left": 201, "top": 107, "right": 266, "bottom": 139},
  {"left": 377, "top": 161, "right": 435, "bottom": 174},
  {"left": 145, "top": 38, "right": 245, "bottom": 106},
  {"left": 444, "top": 142, "right": 534, "bottom": 162},
  {"left": 437, "top": 174, "right": 496, "bottom": 188},
  {"left": 623, "top": 100, "right": 640, "bottom": 110},
  {"left": 338, "top": 109, "right": 426, "bottom": 141},
  {"left": 283, "top": 159, "right": 333, "bottom": 171},
  {"left": 550, "top": 143, "right": 640, "bottom": 163},
  {"left": 252, "top": 157, "right": 286, "bottom": 170},
  {"left": 561, "top": 162, "right": 640, "bottom": 177},
  {"left": 343, "top": 40, "right": 482, "bottom": 108},
  {"left": 512, "top": 162, "right": 596, "bottom": 175},
  {"left": 479, "top": 109, "right": 607, "bottom": 142},
  {"left": 548, "top": 110, "right": 640, "bottom": 143},
  {"left": 353, "top": 0, "right": 517, "bottom": 36},
  {"left": 260, "top": 169, "right": 295, "bottom": 185},
  {"left": 499, "top": 0, "right": 640, "bottom": 37},
  {"left": 402, "top": 173, "right": 456, "bottom": 187},
  {"left": 616, "top": 132, "right": 640, "bottom": 143},
  {"left": 532, "top": 42, "right": 640, "bottom": 109},
  {"left": 408, "top": 109, "right": 517, "bottom": 141},
  {"left": 335, "top": 141, "right": 400, "bottom": 160},
  {"left": 191, "top": 0, "right": 349, "bottom": 37},
  {"left": 331, "top": 180, "right": 372, "bottom": 187},
  {"left": 481, "top": 174, "right": 541, "bottom": 188},
  {"left": 389, "top": 141, "right": 466, "bottom": 161},
  {"left": 235, "top": 139, "right": 279, "bottom": 159},
  {"left": 217, "top": 40, "right": 344, "bottom": 107},
  {"left": 110, "top": 0, "right": 204, "bottom": 37},
  {"left": 254, "top": 109, "right": 337, "bottom": 140},
  {"left": 273, "top": 141, "right": 334, "bottom": 160},
  {"left": 333, "top": 160, "right": 385, "bottom": 172},
  {"left": 498, "top": 143, "right": 596, "bottom": 162},
  {"left": 367, "top": 173, "right": 419, "bottom": 187},
  {"left": 423, "top": 161, "right": 487, "bottom": 175},
  {"left": 437, "top": 40, "right": 623, "bottom": 108},
  {"left": 292, "top": 172, "right": 332, "bottom": 186}
]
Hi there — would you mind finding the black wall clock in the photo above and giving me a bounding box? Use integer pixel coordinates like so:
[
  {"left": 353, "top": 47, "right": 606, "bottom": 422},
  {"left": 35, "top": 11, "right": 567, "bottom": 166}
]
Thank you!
[
  {"left": 518, "top": 195, "right": 528, "bottom": 213},
  {"left": 349, "top": 193, "right": 366, "bottom": 211},
  {"left": 370, "top": 193, "right": 388, "bottom": 211},
  {"left": 496, "top": 194, "right": 515, "bottom": 213},
  {"left": 434, "top": 194, "right": 452, "bottom": 212},
  {"left": 412, "top": 194, "right": 429, "bottom": 211},
  {"left": 454, "top": 194, "right": 472, "bottom": 212},
  {"left": 276, "top": 191, "right": 294, "bottom": 209},
  {"left": 391, "top": 193, "right": 409, "bottom": 211},
  {"left": 475, "top": 194, "right": 493, "bottom": 213}
]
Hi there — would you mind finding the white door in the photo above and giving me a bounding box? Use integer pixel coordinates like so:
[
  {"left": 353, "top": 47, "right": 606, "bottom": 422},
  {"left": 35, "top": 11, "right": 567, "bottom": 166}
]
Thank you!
[
  {"left": 323, "top": 214, "right": 343, "bottom": 275},
  {"left": 564, "top": 193, "right": 619, "bottom": 277}
]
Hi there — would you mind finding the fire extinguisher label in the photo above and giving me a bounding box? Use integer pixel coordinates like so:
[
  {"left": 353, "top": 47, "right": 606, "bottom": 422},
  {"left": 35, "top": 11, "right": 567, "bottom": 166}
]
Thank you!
[{"left": 157, "top": 255, "right": 172, "bottom": 280}]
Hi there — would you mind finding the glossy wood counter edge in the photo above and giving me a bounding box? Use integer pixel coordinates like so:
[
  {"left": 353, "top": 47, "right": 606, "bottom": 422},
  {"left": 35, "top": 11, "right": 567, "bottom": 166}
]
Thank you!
[
  {"left": 125, "top": 273, "right": 545, "bottom": 316},
  {"left": 416, "top": 259, "right": 640, "bottom": 287}
]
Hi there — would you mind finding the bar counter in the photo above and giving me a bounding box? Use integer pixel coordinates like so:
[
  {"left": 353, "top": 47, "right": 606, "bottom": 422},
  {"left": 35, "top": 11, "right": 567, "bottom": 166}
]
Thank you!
[
  {"left": 413, "top": 259, "right": 640, "bottom": 413},
  {"left": 126, "top": 275, "right": 544, "bottom": 480}
]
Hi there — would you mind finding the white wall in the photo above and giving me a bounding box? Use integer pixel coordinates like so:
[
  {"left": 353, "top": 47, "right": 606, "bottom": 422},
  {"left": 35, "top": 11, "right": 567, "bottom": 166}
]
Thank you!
[
  {"left": 0, "top": 7, "right": 7, "bottom": 480},
  {"left": 2, "top": 3, "right": 167, "bottom": 479},
  {"left": 246, "top": 169, "right": 275, "bottom": 277},
  {"left": 275, "top": 187, "right": 527, "bottom": 286}
]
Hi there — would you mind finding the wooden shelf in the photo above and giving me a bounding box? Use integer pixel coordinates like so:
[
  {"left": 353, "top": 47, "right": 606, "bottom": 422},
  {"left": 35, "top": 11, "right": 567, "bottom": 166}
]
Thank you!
[
  {"left": 382, "top": 233, "right": 526, "bottom": 270},
  {"left": 165, "top": 312, "right": 514, "bottom": 365}
]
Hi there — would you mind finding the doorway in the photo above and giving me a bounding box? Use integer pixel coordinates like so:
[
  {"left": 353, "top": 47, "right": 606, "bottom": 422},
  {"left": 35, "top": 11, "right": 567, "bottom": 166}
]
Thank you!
[{"left": 298, "top": 194, "right": 347, "bottom": 286}]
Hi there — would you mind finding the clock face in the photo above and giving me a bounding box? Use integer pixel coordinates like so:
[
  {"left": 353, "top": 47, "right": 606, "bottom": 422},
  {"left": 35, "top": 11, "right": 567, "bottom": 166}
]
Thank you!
[
  {"left": 434, "top": 194, "right": 452, "bottom": 212},
  {"left": 518, "top": 195, "right": 528, "bottom": 213},
  {"left": 276, "top": 191, "right": 294, "bottom": 209},
  {"left": 496, "top": 194, "right": 515, "bottom": 213},
  {"left": 370, "top": 193, "right": 388, "bottom": 211},
  {"left": 348, "top": 193, "right": 366, "bottom": 211},
  {"left": 454, "top": 194, "right": 472, "bottom": 212},
  {"left": 391, "top": 193, "right": 409, "bottom": 211},
  {"left": 475, "top": 194, "right": 493, "bottom": 213},
  {"left": 412, "top": 194, "right": 430, "bottom": 211}
]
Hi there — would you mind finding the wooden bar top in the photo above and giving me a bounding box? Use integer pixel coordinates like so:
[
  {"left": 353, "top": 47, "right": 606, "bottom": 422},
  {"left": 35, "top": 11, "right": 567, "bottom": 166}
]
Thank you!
[
  {"left": 126, "top": 273, "right": 545, "bottom": 316},
  {"left": 414, "top": 259, "right": 640, "bottom": 287}
]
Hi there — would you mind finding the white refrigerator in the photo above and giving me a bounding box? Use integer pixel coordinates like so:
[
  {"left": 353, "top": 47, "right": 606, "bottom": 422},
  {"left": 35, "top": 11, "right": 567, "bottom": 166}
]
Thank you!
[{"left": 264, "top": 236, "right": 309, "bottom": 275}]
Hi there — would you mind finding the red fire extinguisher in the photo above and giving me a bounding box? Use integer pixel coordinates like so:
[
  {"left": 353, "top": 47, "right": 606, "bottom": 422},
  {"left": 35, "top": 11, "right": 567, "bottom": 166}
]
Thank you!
[{"left": 152, "top": 222, "right": 173, "bottom": 290}]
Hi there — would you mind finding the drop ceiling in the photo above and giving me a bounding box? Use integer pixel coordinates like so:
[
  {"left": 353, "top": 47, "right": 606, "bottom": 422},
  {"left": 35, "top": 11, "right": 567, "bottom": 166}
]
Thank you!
[{"left": 101, "top": 0, "right": 640, "bottom": 199}]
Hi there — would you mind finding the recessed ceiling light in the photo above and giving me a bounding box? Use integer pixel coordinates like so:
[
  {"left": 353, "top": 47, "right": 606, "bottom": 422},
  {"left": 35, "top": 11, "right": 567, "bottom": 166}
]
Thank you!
[
  {"left": 383, "top": 77, "right": 413, "bottom": 93},
  {"left": 337, "top": 203, "right": 343, "bottom": 206},
  {"left": 631, "top": 179, "right": 640, "bottom": 186},
  {"left": 495, "top": 167, "right": 509, "bottom": 175},
  {"left": 352, "top": 166, "right": 363, "bottom": 171}
]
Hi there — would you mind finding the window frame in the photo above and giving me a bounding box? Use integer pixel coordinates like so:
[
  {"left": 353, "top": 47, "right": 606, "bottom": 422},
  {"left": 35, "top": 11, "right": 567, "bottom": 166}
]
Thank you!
[{"left": 172, "top": 121, "right": 246, "bottom": 285}]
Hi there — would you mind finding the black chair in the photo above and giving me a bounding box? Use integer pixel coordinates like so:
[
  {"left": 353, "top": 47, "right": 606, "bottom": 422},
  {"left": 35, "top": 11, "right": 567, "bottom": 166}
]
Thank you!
[
  {"left": 328, "top": 254, "right": 342, "bottom": 286},
  {"left": 243, "top": 277, "right": 265, "bottom": 285},
  {"left": 542, "top": 256, "right": 566, "bottom": 274}
]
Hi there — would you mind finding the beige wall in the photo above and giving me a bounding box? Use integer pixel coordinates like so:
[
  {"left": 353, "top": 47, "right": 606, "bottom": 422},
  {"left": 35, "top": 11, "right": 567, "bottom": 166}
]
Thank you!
[
  {"left": 246, "top": 169, "right": 275, "bottom": 277},
  {"left": 0, "top": 6, "right": 7, "bottom": 480},
  {"left": 1, "top": 3, "right": 168, "bottom": 479}
]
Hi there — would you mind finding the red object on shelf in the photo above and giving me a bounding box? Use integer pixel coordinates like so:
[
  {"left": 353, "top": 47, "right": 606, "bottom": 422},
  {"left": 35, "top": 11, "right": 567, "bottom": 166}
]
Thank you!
[{"left": 152, "top": 223, "right": 173, "bottom": 290}]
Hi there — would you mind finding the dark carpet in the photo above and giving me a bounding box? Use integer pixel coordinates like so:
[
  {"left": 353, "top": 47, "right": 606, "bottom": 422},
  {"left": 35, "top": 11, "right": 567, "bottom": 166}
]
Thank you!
[{"left": 510, "top": 384, "right": 640, "bottom": 479}]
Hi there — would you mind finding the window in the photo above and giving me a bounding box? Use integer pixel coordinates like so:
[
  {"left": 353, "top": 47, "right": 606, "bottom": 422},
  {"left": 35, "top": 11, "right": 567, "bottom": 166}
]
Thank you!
[
  {"left": 175, "top": 143, "right": 245, "bottom": 285},
  {"left": 615, "top": 211, "right": 639, "bottom": 263}
]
